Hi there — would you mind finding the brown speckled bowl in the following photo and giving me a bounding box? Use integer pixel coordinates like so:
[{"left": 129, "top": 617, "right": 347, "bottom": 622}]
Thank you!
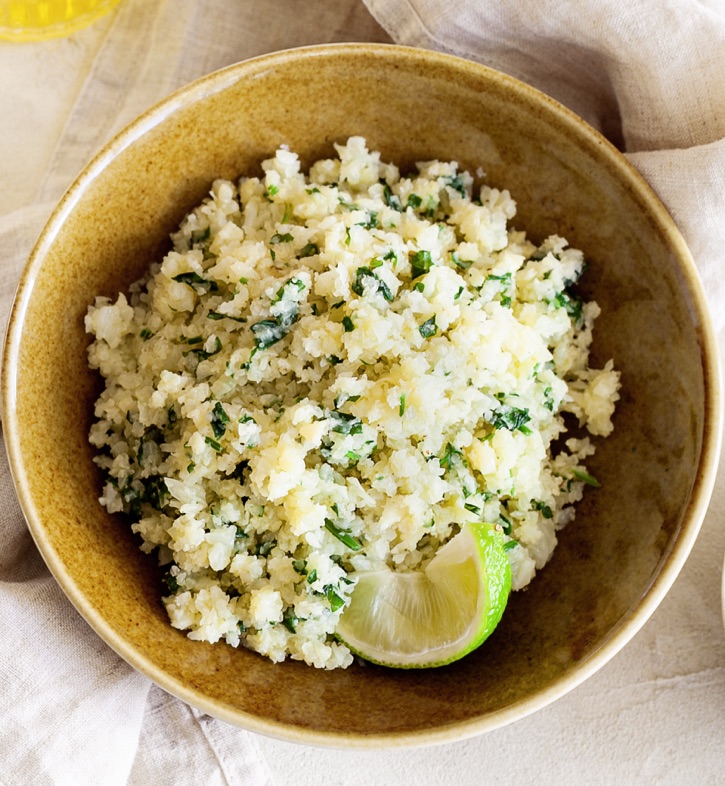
[{"left": 2, "top": 44, "right": 721, "bottom": 747}]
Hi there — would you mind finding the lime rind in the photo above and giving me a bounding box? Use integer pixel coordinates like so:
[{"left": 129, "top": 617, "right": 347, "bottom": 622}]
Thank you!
[{"left": 336, "top": 523, "right": 512, "bottom": 668}]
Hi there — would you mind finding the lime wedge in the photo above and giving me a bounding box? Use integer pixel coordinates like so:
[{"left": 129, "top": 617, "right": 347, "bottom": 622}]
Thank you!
[{"left": 337, "top": 523, "right": 512, "bottom": 668}]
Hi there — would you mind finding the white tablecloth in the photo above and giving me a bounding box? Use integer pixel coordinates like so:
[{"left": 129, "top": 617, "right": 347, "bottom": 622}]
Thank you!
[{"left": 1, "top": 1, "right": 724, "bottom": 784}]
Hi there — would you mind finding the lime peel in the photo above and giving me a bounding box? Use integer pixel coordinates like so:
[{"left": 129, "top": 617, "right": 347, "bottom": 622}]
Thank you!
[{"left": 336, "top": 522, "right": 512, "bottom": 668}]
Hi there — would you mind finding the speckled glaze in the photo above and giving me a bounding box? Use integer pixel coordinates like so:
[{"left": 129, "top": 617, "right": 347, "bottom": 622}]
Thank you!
[{"left": 2, "top": 44, "right": 721, "bottom": 747}]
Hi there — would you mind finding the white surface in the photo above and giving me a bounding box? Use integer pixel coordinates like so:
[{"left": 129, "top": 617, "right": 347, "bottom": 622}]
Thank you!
[{"left": 1, "top": 1, "right": 724, "bottom": 784}]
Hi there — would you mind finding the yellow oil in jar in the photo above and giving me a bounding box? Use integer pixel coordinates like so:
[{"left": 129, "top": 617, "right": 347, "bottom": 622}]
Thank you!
[{"left": 0, "top": 0, "right": 122, "bottom": 41}]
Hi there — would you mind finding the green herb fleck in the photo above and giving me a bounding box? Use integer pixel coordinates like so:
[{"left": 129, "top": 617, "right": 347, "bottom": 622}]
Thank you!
[
  {"left": 410, "top": 249, "right": 433, "bottom": 279},
  {"left": 325, "top": 585, "right": 346, "bottom": 612},
  {"left": 352, "top": 266, "right": 393, "bottom": 302},
  {"left": 324, "top": 519, "right": 362, "bottom": 551},
  {"left": 382, "top": 182, "right": 402, "bottom": 211},
  {"left": 281, "top": 610, "right": 299, "bottom": 633},
  {"left": 204, "top": 436, "right": 223, "bottom": 453},
  {"left": 172, "top": 271, "right": 218, "bottom": 292},
  {"left": 251, "top": 319, "right": 290, "bottom": 350},
  {"left": 442, "top": 175, "right": 467, "bottom": 197},
  {"left": 270, "top": 232, "right": 293, "bottom": 244},
  {"left": 533, "top": 500, "right": 554, "bottom": 519},
  {"left": 399, "top": 394, "right": 406, "bottom": 417},
  {"left": 439, "top": 442, "right": 462, "bottom": 469},
  {"left": 329, "top": 411, "right": 363, "bottom": 436},
  {"left": 145, "top": 476, "right": 170, "bottom": 510},
  {"left": 257, "top": 539, "right": 277, "bottom": 557},
  {"left": 342, "top": 316, "right": 355, "bottom": 332},
  {"left": 162, "top": 572, "right": 179, "bottom": 594},
  {"left": 211, "top": 402, "right": 230, "bottom": 439},
  {"left": 186, "top": 336, "right": 222, "bottom": 360},
  {"left": 298, "top": 242, "right": 319, "bottom": 258},
  {"left": 571, "top": 468, "right": 601, "bottom": 488},
  {"left": 450, "top": 251, "right": 473, "bottom": 270},
  {"left": 207, "top": 310, "right": 246, "bottom": 323},
  {"left": 419, "top": 315, "right": 437, "bottom": 338},
  {"left": 553, "top": 291, "right": 583, "bottom": 323},
  {"left": 139, "top": 328, "right": 154, "bottom": 340},
  {"left": 490, "top": 403, "right": 531, "bottom": 433}
]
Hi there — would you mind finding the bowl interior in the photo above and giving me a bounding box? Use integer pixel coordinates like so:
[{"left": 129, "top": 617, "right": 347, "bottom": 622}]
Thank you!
[{"left": 4, "top": 44, "right": 717, "bottom": 745}]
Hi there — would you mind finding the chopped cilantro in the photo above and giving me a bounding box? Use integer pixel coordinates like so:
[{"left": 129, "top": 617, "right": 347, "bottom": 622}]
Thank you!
[
  {"left": 325, "top": 585, "right": 345, "bottom": 612},
  {"left": 210, "top": 402, "right": 230, "bottom": 439},
  {"left": 571, "top": 468, "right": 601, "bottom": 488},
  {"left": 186, "top": 336, "right": 222, "bottom": 360},
  {"left": 406, "top": 194, "right": 422, "bottom": 209},
  {"left": 281, "top": 610, "right": 299, "bottom": 634},
  {"left": 450, "top": 251, "right": 473, "bottom": 270},
  {"left": 352, "top": 267, "right": 393, "bottom": 302},
  {"left": 270, "top": 232, "right": 293, "bottom": 244},
  {"left": 490, "top": 403, "right": 532, "bottom": 433},
  {"left": 342, "top": 316, "right": 355, "bottom": 332},
  {"left": 324, "top": 519, "right": 362, "bottom": 551},
  {"left": 329, "top": 411, "right": 363, "bottom": 436},
  {"left": 533, "top": 500, "right": 554, "bottom": 518},
  {"left": 382, "top": 182, "right": 403, "bottom": 211},
  {"left": 553, "top": 291, "right": 583, "bottom": 323},
  {"left": 172, "top": 271, "right": 218, "bottom": 291},
  {"left": 439, "top": 442, "right": 462, "bottom": 469},
  {"left": 162, "top": 571, "right": 179, "bottom": 594},
  {"left": 419, "top": 315, "right": 437, "bottom": 338},
  {"left": 410, "top": 249, "right": 433, "bottom": 279},
  {"left": 144, "top": 476, "right": 170, "bottom": 510},
  {"left": 207, "top": 310, "right": 246, "bottom": 323},
  {"left": 139, "top": 328, "right": 153, "bottom": 340},
  {"left": 251, "top": 319, "right": 290, "bottom": 350},
  {"left": 442, "top": 174, "right": 467, "bottom": 197},
  {"left": 399, "top": 394, "right": 406, "bottom": 416},
  {"left": 204, "top": 436, "right": 223, "bottom": 453},
  {"left": 257, "top": 539, "right": 277, "bottom": 557},
  {"left": 298, "top": 242, "right": 319, "bottom": 258}
]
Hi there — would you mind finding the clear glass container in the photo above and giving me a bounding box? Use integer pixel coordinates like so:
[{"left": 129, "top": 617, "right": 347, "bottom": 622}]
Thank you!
[{"left": 0, "top": 0, "right": 122, "bottom": 41}]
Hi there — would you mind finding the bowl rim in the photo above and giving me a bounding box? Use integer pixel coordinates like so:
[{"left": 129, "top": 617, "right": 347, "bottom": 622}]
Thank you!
[{"left": 2, "top": 41, "right": 722, "bottom": 748}]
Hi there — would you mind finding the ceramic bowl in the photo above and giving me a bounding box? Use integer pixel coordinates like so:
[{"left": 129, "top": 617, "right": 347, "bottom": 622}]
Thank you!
[{"left": 2, "top": 43, "right": 721, "bottom": 747}]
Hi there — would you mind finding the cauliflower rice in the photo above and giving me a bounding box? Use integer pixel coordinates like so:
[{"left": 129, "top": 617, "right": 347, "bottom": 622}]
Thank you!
[{"left": 86, "top": 137, "right": 620, "bottom": 669}]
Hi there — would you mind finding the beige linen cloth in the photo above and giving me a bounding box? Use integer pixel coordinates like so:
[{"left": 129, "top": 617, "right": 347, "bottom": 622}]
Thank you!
[{"left": 1, "top": 0, "right": 724, "bottom": 784}]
